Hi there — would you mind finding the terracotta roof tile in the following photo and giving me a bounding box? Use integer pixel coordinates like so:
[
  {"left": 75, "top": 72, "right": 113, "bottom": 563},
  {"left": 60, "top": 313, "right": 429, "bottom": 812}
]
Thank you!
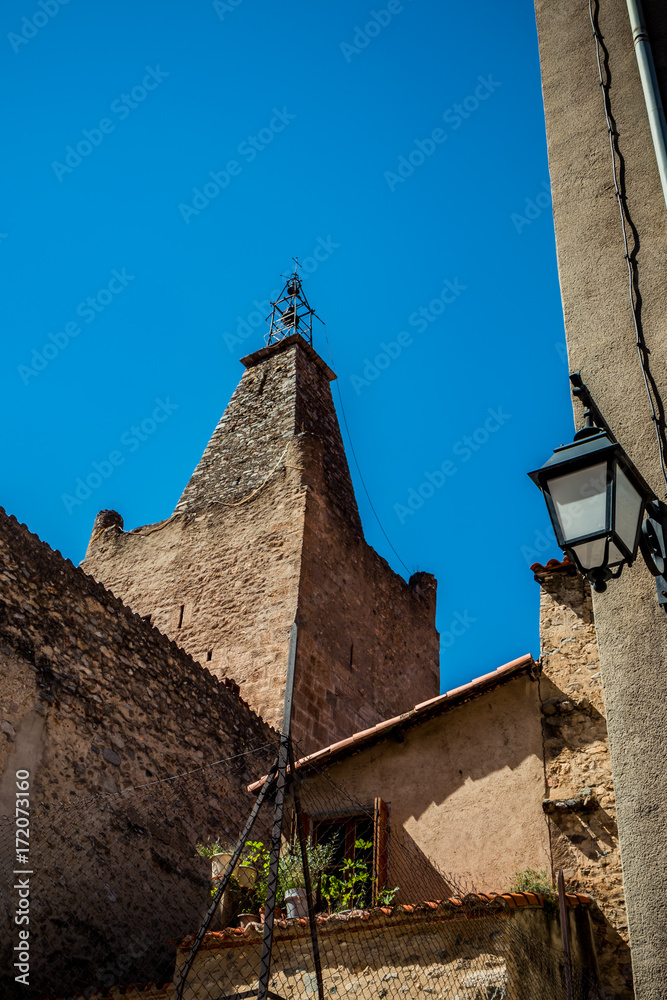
[
  {"left": 531, "top": 556, "right": 578, "bottom": 582},
  {"left": 177, "top": 891, "right": 593, "bottom": 954},
  {"left": 248, "top": 654, "right": 536, "bottom": 791}
]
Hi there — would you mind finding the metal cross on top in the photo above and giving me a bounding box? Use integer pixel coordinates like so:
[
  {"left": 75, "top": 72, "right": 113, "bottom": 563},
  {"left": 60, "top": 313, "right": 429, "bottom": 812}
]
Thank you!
[{"left": 266, "top": 261, "right": 322, "bottom": 348}]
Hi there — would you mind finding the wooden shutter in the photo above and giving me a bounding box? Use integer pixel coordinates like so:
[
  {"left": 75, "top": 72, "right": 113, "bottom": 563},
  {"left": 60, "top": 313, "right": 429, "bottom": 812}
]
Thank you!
[
  {"left": 299, "top": 811, "right": 311, "bottom": 843},
  {"left": 372, "top": 797, "right": 389, "bottom": 901},
  {"left": 288, "top": 810, "right": 310, "bottom": 846}
]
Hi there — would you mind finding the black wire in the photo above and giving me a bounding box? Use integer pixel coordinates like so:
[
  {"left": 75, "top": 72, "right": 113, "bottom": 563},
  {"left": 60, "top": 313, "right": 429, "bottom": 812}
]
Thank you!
[
  {"left": 589, "top": 0, "right": 667, "bottom": 496},
  {"left": 320, "top": 324, "right": 413, "bottom": 578}
]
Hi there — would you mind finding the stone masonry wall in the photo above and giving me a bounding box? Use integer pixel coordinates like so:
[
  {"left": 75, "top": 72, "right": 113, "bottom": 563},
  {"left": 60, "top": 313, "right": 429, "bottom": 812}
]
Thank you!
[
  {"left": 535, "top": 562, "right": 632, "bottom": 997},
  {"left": 83, "top": 336, "right": 439, "bottom": 752},
  {"left": 291, "top": 341, "right": 439, "bottom": 750},
  {"left": 0, "top": 508, "right": 277, "bottom": 998},
  {"left": 81, "top": 453, "right": 306, "bottom": 736},
  {"left": 177, "top": 900, "right": 598, "bottom": 1000}
]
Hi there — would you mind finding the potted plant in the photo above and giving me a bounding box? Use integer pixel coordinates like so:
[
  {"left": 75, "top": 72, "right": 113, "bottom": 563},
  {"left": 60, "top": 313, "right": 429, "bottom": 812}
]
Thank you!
[
  {"left": 196, "top": 841, "right": 260, "bottom": 927},
  {"left": 279, "top": 850, "right": 308, "bottom": 918},
  {"left": 278, "top": 841, "right": 336, "bottom": 918},
  {"left": 320, "top": 838, "right": 399, "bottom": 913}
]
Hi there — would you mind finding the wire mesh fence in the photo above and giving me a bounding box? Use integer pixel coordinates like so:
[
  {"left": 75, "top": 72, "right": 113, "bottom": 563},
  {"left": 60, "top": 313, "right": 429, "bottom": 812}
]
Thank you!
[
  {"left": 0, "top": 730, "right": 610, "bottom": 1000},
  {"left": 0, "top": 738, "right": 277, "bottom": 1000}
]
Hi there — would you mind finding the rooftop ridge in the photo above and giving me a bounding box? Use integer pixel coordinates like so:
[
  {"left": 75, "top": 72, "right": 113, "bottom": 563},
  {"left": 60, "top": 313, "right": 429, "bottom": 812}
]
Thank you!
[
  {"left": 177, "top": 890, "right": 593, "bottom": 951},
  {"left": 0, "top": 507, "right": 276, "bottom": 734},
  {"left": 248, "top": 653, "right": 536, "bottom": 789}
]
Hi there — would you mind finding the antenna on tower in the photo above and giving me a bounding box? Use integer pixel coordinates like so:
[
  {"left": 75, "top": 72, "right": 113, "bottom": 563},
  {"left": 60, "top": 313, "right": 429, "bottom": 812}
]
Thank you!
[{"left": 265, "top": 259, "right": 322, "bottom": 348}]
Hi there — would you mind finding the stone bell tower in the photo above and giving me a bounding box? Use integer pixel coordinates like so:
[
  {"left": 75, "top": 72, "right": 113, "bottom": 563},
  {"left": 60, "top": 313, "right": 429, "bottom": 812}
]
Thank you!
[{"left": 82, "top": 270, "right": 440, "bottom": 751}]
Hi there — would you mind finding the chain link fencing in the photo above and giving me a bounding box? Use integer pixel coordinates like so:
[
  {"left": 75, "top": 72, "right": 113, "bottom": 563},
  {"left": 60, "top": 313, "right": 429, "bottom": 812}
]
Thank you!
[{"left": 1, "top": 731, "right": 611, "bottom": 1000}]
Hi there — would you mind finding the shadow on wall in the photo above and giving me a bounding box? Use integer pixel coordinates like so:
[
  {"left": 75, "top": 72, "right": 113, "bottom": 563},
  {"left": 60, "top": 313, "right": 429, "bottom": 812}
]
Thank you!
[
  {"left": 540, "top": 679, "right": 633, "bottom": 999},
  {"left": 387, "top": 822, "right": 457, "bottom": 903}
]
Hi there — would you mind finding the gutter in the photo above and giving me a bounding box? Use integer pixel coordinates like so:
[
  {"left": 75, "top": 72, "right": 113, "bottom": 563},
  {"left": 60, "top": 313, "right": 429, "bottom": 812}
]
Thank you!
[{"left": 626, "top": 0, "right": 667, "bottom": 209}]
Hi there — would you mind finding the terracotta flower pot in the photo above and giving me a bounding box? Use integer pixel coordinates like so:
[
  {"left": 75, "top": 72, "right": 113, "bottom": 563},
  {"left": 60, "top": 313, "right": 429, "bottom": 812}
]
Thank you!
[{"left": 238, "top": 912, "right": 259, "bottom": 927}]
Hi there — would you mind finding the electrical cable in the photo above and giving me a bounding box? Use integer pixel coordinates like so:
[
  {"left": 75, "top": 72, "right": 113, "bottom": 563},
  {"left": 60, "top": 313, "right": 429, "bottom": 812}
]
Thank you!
[
  {"left": 209, "top": 445, "right": 290, "bottom": 507},
  {"left": 589, "top": 0, "right": 667, "bottom": 496},
  {"left": 44, "top": 742, "right": 279, "bottom": 814},
  {"left": 321, "top": 325, "right": 412, "bottom": 578}
]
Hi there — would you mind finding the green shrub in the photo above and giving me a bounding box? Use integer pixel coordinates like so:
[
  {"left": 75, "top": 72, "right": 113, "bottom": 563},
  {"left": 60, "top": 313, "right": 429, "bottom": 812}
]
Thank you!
[
  {"left": 509, "top": 868, "right": 554, "bottom": 896},
  {"left": 195, "top": 837, "right": 400, "bottom": 914}
]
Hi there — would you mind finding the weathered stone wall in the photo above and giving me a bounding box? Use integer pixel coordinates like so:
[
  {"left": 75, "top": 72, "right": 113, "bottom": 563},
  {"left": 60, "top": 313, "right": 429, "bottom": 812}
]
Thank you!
[
  {"left": 0, "top": 508, "right": 277, "bottom": 998},
  {"left": 535, "top": 562, "right": 632, "bottom": 997},
  {"left": 83, "top": 335, "right": 439, "bottom": 752},
  {"left": 81, "top": 457, "right": 306, "bottom": 736},
  {"left": 533, "top": 1, "right": 667, "bottom": 993},
  {"left": 293, "top": 470, "right": 439, "bottom": 750},
  {"left": 177, "top": 898, "right": 598, "bottom": 1000}
]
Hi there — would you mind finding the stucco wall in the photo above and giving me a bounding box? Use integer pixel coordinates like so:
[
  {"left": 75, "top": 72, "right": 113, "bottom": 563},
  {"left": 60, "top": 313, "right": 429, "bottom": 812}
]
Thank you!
[
  {"left": 298, "top": 674, "right": 550, "bottom": 894},
  {"left": 533, "top": 0, "right": 667, "bottom": 994}
]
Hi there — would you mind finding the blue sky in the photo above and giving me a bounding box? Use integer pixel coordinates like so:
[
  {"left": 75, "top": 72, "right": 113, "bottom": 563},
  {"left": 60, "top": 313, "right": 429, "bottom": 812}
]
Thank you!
[{"left": 0, "top": 0, "right": 574, "bottom": 692}]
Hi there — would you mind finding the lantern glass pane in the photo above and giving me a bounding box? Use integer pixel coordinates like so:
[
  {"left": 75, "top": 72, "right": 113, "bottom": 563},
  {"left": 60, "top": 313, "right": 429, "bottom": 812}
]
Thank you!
[
  {"left": 607, "top": 541, "right": 625, "bottom": 566},
  {"left": 614, "top": 463, "right": 643, "bottom": 554},
  {"left": 571, "top": 537, "right": 608, "bottom": 570},
  {"left": 548, "top": 462, "right": 608, "bottom": 544}
]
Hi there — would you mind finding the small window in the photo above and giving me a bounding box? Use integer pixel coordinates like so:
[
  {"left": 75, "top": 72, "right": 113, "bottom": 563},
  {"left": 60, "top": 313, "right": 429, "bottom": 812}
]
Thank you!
[{"left": 296, "top": 798, "right": 389, "bottom": 909}]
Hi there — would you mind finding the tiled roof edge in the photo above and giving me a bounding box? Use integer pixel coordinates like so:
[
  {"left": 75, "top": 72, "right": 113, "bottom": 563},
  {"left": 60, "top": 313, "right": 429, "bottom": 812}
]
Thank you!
[
  {"left": 177, "top": 890, "right": 592, "bottom": 951},
  {"left": 530, "top": 556, "right": 578, "bottom": 582},
  {"left": 248, "top": 654, "right": 535, "bottom": 790}
]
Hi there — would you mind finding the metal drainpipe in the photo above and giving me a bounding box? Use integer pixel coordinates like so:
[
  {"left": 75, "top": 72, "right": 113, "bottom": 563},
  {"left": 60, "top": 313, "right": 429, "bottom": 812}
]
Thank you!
[{"left": 625, "top": 0, "right": 667, "bottom": 209}]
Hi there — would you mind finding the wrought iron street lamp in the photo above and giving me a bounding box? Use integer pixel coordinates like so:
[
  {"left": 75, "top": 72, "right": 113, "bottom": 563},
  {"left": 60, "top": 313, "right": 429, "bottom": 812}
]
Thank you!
[{"left": 529, "top": 373, "right": 667, "bottom": 605}]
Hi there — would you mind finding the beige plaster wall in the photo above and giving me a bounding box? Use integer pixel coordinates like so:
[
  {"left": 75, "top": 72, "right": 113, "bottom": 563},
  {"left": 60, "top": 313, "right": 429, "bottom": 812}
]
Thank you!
[
  {"left": 299, "top": 675, "right": 550, "bottom": 894},
  {"left": 533, "top": 1, "right": 667, "bottom": 993}
]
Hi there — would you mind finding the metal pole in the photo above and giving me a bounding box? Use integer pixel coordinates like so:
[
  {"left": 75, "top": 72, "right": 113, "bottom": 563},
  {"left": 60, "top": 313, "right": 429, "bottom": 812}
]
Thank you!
[
  {"left": 288, "top": 740, "right": 325, "bottom": 1000},
  {"left": 557, "top": 869, "right": 575, "bottom": 1000},
  {"left": 174, "top": 758, "right": 280, "bottom": 1000},
  {"left": 625, "top": 0, "right": 667, "bottom": 210},
  {"left": 257, "top": 624, "right": 298, "bottom": 1000}
]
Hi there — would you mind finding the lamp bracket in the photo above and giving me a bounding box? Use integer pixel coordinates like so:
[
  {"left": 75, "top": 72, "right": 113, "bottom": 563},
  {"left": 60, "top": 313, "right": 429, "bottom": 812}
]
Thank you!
[
  {"left": 641, "top": 500, "right": 667, "bottom": 609},
  {"left": 570, "top": 373, "right": 617, "bottom": 441}
]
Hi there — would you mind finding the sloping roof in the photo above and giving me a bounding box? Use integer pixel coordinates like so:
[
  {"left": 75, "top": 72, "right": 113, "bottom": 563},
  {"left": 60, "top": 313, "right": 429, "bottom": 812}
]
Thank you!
[
  {"left": 178, "top": 890, "right": 591, "bottom": 952},
  {"left": 248, "top": 653, "right": 536, "bottom": 791},
  {"left": 530, "top": 556, "right": 578, "bottom": 583}
]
